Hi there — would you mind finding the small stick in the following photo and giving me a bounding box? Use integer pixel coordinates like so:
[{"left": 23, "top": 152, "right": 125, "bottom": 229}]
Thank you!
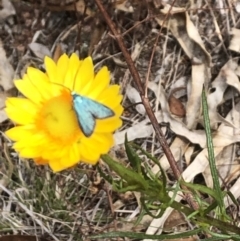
[{"left": 94, "top": 0, "right": 199, "bottom": 210}]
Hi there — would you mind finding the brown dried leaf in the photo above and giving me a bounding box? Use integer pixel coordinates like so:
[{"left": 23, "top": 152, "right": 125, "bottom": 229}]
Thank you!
[
  {"left": 28, "top": 42, "right": 51, "bottom": 59},
  {"left": 163, "top": 210, "right": 186, "bottom": 232},
  {"left": 205, "top": 58, "right": 240, "bottom": 129},
  {"left": 114, "top": 0, "right": 134, "bottom": 12},
  {"left": 0, "top": 41, "right": 14, "bottom": 91},
  {"left": 229, "top": 28, "right": 240, "bottom": 53},
  {"left": 126, "top": 84, "right": 145, "bottom": 115},
  {"left": 52, "top": 43, "right": 64, "bottom": 63},
  {"left": 168, "top": 92, "right": 186, "bottom": 117},
  {"left": 0, "top": 0, "right": 15, "bottom": 22},
  {"left": 186, "top": 64, "right": 208, "bottom": 128}
]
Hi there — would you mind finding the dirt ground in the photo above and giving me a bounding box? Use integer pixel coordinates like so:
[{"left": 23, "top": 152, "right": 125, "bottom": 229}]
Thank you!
[{"left": 1, "top": 0, "right": 240, "bottom": 240}]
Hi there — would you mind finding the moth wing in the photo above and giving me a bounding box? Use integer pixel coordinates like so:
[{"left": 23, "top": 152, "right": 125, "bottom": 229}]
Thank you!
[
  {"left": 73, "top": 96, "right": 96, "bottom": 137},
  {"left": 82, "top": 96, "right": 114, "bottom": 119},
  {"left": 73, "top": 94, "right": 114, "bottom": 137}
]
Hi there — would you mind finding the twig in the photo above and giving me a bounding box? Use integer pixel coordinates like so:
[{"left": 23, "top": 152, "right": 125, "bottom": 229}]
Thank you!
[{"left": 94, "top": 0, "right": 199, "bottom": 210}]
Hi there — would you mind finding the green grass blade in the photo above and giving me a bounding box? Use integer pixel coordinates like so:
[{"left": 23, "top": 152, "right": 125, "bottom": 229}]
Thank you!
[{"left": 201, "top": 87, "right": 225, "bottom": 216}]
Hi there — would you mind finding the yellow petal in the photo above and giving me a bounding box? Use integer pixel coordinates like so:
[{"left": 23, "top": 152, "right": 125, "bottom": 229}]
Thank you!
[
  {"left": 49, "top": 159, "right": 65, "bottom": 172},
  {"left": 87, "top": 66, "right": 110, "bottom": 99},
  {"left": 56, "top": 53, "right": 69, "bottom": 85},
  {"left": 95, "top": 118, "right": 122, "bottom": 133},
  {"left": 113, "top": 105, "right": 124, "bottom": 117},
  {"left": 97, "top": 86, "right": 123, "bottom": 110},
  {"left": 27, "top": 68, "right": 52, "bottom": 99},
  {"left": 81, "top": 156, "right": 99, "bottom": 165},
  {"left": 16, "top": 146, "right": 42, "bottom": 158},
  {"left": 79, "top": 141, "right": 100, "bottom": 161},
  {"left": 64, "top": 53, "right": 81, "bottom": 90},
  {"left": 98, "top": 85, "right": 121, "bottom": 102},
  {"left": 5, "top": 98, "right": 37, "bottom": 125},
  {"left": 44, "top": 56, "right": 58, "bottom": 84},
  {"left": 89, "top": 133, "right": 114, "bottom": 152},
  {"left": 14, "top": 77, "right": 43, "bottom": 105},
  {"left": 68, "top": 143, "right": 81, "bottom": 165},
  {"left": 13, "top": 134, "right": 45, "bottom": 148},
  {"left": 5, "top": 125, "right": 35, "bottom": 141},
  {"left": 74, "top": 57, "right": 94, "bottom": 94},
  {"left": 100, "top": 95, "right": 123, "bottom": 110}
]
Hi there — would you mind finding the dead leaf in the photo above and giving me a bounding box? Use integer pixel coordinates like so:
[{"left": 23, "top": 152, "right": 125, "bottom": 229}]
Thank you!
[
  {"left": 114, "top": 0, "right": 134, "bottom": 12},
  {"left": 0, "top": 41, "right": 14, "bottom": 91},
  {"left": 0, "top": 0, "right": 15, "bottom": 22},
  {"left": 185, "top": 64, "right": 208, "bottom": 129},
  {"left": 0, "top": 93, "right": 8, "bottom": 123},
  {"left": 52, "top": 43, "right": 64, "bottom": 63},
  {"left": 114, "top": 119, "right": 153, "bottom": 145},
  {"left": 163, "top": 210, "right": 186, "bottom": 232},
  {"left": 126, "top": 84, "right": 145, "bottom": 115},
  {"left": 204, "top": 58, "right": 239, "bottom": 129},
  {"left": 168, "top": 89, "right": 186, "bottom": 117},
  {"left": 229, "top": 28, "right": 240, "bottom": 53},
  {"left": 28, "top": 43, "right": 51, "bottom": 59}
]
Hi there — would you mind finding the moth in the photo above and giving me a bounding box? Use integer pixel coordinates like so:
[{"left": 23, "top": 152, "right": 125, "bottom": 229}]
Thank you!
[{"left": 72, "top": 92, "right": 114, "bottom": 137}]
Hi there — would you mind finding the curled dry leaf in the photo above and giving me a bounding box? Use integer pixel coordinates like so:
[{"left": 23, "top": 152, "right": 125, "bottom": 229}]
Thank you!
[
  {"left": 168, "top": 88, "right": 186, "bottom": 117},
  {"left": 229, "top": 28, "right": 240, "bottom": 53},
  {"left": 163, "top": 210, "right": 187, "bottom": 232},
  {"left": 224, "top": 58, "right": 240, "bottom": 92},
  {"left": 0, "top": 41, "right": 14, "bottom": 91},
  {"left": 0, "top": 93, "right": 8, "bottom": 123},
  {"left": 114, "top": 119, "right": 153, "bottom": 145},
  {"left": 126, "top": 84, "right": 146, "bottom": 115},
  {"left": 52, "top": 43, "right": 64, "bottom": 63},
  {"left": 186, "top": 64, "right": 209, "bottom": 129},
  {"left": 0, "top": 0, "right": 16, "bottom": 22},
  {"left": 154, "top": 85, "right": 207, "bottom": 148},
  {"left": 28, "top": 43, "right": 52, "bottom": 60},
  {"left": 114, "top": 0, "right": 134, "bottom": 12},
  {"left": 0, "top": 40, "right": 14, "bottom": 122},
  {"left": 205, "top": 58, "right": 240, "bottom": 129}
]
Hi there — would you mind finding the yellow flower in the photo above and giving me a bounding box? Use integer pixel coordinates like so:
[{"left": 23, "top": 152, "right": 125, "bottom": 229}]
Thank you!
[{"left": 5, "top": 53, "right": 123, "bottom": 172}]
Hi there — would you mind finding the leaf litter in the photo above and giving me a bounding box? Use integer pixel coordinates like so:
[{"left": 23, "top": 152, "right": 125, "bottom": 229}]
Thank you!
[{"left": 0, "top": 0, "right": 240, "bottom": 240}]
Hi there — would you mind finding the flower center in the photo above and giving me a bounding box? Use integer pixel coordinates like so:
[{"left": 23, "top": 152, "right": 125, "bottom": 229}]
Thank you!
[{"left": 36, "top": 91, "right": 82, "bottom": 143}]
